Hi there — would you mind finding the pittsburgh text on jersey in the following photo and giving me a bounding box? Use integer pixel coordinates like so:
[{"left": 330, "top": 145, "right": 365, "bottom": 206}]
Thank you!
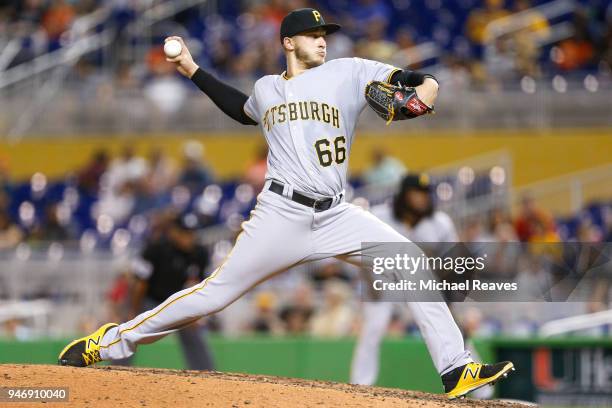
[{"left": 262, "top": 101, "right": 341, "bottom": 131}]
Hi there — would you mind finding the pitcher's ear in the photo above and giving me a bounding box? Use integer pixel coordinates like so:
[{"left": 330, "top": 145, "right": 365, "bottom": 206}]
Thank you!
[{"left": 282, "top": 36, "right": 295, "bottom": 51}]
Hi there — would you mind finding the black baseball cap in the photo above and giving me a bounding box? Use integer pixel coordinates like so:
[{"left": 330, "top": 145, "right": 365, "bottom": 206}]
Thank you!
[
  {"left": 279, "top": 8, "right": 341, "bottom": 43},
  {"left": 400, "top": 173, "right": 431, "bottom": 192}
]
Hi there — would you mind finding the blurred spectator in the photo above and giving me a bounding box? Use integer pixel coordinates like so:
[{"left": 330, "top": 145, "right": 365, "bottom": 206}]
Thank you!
[
  {"left": 105, "top": 145, "right": 148, "bottom": 193},
  {"left": 325, "top": 20, "right": 354, "bottom": 60},
  {"left": 462, "top": 217, "right": 491, "bottom": 242},
  {"left": 144, "top": 47, "right": 188, "bottom": 118},
  {"left": 386, "top": 312, "right": 408, "bottom": 337},
  {"left": 478, "top": 0, "right": 548, "bottom": 83},
  {"left": 514, "top": 194, "right": 557, "bottom": 242},
  {"left": 0, "top": 154, "right": 11, "bottom": 195},
  {"left": 262, "top": 0, "right": 288, "bottom": 26},
  {"left": 466, "top": 0, "right": 511, "bottom": 45},
  {"left": 41, "top": 0, "right": 75, "bottom": 43},
  {"left": 488, "top": 208, "right": 517, "bottom": 241},
  {"left": 8, "top": 0, "right": 45, "bottom": 27},
  {"left": 98, "top": 145, "right": 148, "bottom": 223},
  {"left": 0, "top": 206, "right": 23, "bottom": 249},
  {"left": 481, "top": 209, "right": 521, "bottom": 278},
  {"left": 528, "top": 217, "right": 560, "bottom": 243},
  {"left": 552, "top": 8, "right": 596, "bottom": 71},
  {"left": 511, "top": 0, "right": 549, "bottom": 78},
  {"left": 575, "top": 217, "right": 602, "bottom": 242},
  {"left": 107, "top": 267, "right": 135, "bottom": 325},
  {"left": 208, "top": 37, "right": 235, "bottom": 74},
  {"left": 77, "top": 149, "right": 109, "bottom": 196},
  {"left": 145, "top": 148, "right": 177, "bottom": 197},
  {"left": 436, "top": 55, "right": 472, "bottom": 92},
  {"left": 235, "top": 3, "right": 278, "bottom": 53},
  {"left": 178, "top": 140, "right": 214, "bottom": 195},
  {"left": 346, "top": 0, "right": 392, "bottom": 38},
  {"left": 391, "top": 28, "right": 422, "bottom": 69},
  {"left": 259, "top": 40, "right": 283, "bottom": 76},
  {"left": 515, "top": 252, "right": 553, "bottom": 300},
  {"left": 363, "top": 148, "right": 406, "bottom": 187},
  {"left": 0, "top": 318, "right": 33, "bottom": 340},
  {"left": 244, "top": 145, "right": 268, "bottom": 192},
  {"left": 28, "top": 202, "right": 72, "bottom": 242},
  {"left": 279, "top": 282, "right": 314, "bottom": 335},
  {"left": 112, "top": 63, "right": 148, "bottom": 131},
  {"left": 310, "top": 280, "right": 355, "bottom": 338},
  {"left": 604, "top": 206, "right": 612, "bottom": 242},
  {"left": 248, "top": 291, "right": 284, "bottom": 334},
  {"left": 484, "top": 33, "right": 517, "bottom": 87},
  {"left": 460, "top": 307, "right": 486, "bottom": 338},
  {"left": 311, "top": 259, "right": 353, "bottom": 287},
  {"left": 513, "top": 0, "right": 550, "bottom": 41},
  {"left": 0, "top": 191, "right": 9, "bottom": 213},
  {"left": 601, "top": 11, "right": 612, "bottom": 73},
  {"left": 355, "top": 18, "right": 397, "bottom": 62},
  {"left": 513, "top": 31, "right": 541, "bottom": 78},
  {"left": 229, "top": 48, "right": 261, "bottom": 79}
]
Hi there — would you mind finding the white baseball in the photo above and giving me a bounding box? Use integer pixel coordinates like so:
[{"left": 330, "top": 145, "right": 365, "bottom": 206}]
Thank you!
[{"left": 164, "top": 39, "right": 182, "bottom": 58}]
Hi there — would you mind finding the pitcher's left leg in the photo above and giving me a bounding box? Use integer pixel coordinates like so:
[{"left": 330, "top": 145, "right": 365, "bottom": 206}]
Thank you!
[
  {"left": 313, "top": 203, "right": 514, "bottom": 398},
  {"left": 313, "top": 202, "right": 471, "bottom": 374}
]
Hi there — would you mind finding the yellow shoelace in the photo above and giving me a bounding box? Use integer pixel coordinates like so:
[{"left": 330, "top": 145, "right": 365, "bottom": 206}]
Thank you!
[{"left": 82, "top": 349, "right": 101, "bottom": 366}]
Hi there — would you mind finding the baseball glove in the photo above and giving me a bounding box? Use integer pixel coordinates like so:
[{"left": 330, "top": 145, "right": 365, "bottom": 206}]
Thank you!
[{"left": 365, "top": 81, "right": 433, "bottom": 124}]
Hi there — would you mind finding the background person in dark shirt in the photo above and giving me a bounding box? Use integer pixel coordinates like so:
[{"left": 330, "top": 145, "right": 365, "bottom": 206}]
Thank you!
[{"left": 121, "top": 212, "right": 214, "bottom": 370}]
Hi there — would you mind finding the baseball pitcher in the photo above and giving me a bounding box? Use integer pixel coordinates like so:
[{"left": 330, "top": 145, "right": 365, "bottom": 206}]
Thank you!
[{"left": 59, "top": 8, "right": 514, "bottom": 399}]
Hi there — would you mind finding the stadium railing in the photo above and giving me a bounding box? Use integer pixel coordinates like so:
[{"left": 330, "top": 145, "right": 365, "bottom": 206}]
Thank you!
[
  {"left": 0, "top": 0, "right": 212, "bottom": 140},
  {"left": 1, "top": 82, "right": 609, "bottom": 137},
  {"left": 540, "top": 309, "right": 612, "bottom": 337},
  {"left": 484, "top": 0, "right": 576, "bottom": 46},
  {"left": 510, "top": 163, "right": 612, "bottom": 216}
]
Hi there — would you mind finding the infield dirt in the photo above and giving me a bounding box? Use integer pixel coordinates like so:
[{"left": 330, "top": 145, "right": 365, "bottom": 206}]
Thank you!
[{"left": 1, "top": 364, "right": 531, "bottom": 407}]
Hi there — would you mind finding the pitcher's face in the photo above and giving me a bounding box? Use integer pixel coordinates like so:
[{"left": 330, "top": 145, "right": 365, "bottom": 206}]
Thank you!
[{"left": 292, "top": 28, "right": 327, "bottom": 68}]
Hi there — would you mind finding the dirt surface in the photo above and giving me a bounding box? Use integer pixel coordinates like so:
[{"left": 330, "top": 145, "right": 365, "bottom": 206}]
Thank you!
[{"left": 1, "top": 364, "right": 532, "bottom": 407}]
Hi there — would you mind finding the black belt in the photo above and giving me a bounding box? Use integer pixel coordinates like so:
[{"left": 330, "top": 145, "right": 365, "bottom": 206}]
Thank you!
[{"left": 268, "top": 181, "right": 340, "bottom": 212}]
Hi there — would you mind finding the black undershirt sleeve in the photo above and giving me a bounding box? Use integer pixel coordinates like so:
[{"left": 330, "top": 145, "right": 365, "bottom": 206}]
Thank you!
[
  {"left": 389, "top": 70, "right": 438, "bottom": 87},
  {"left": 190, "top": 68, "right": 257, "bottom": 126}
]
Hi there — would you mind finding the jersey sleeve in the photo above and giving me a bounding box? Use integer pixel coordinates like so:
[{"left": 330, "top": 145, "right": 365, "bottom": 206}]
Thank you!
[
  {"left": 352, "top": 58, "right": 401, "bottom": 107},
  {"left": 243, "top": 81, "right": 261, "bottom": 124}
]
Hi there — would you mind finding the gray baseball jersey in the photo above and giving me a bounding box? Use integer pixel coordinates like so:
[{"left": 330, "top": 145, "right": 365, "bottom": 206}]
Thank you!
[{"left": 243, "top": 58, "right": 398, "bottom": 197}]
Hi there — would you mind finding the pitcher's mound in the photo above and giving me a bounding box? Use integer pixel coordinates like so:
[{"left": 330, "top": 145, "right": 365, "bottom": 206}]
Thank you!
[{"left": 1, "top": 364, "right": 529, "bottom": 407}]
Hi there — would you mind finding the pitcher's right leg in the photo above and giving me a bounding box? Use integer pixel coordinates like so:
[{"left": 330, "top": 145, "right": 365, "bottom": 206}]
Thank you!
[{"left": 59, "top": 190, "right": 313, "bottom": 365}]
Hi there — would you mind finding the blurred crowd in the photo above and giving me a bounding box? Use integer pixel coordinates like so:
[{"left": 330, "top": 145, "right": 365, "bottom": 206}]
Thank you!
[
  {"left": 1, "top": 0, "right": 612, "bottom": 96},
  {"left": 1, "top": 144, "right": 610, "bottom": 251},
  {"left": 1, "top": 140, "right": 227, "bottom": 249},
  {"left": 1, "top": 143, "right": 610, "bottom": 339}
]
